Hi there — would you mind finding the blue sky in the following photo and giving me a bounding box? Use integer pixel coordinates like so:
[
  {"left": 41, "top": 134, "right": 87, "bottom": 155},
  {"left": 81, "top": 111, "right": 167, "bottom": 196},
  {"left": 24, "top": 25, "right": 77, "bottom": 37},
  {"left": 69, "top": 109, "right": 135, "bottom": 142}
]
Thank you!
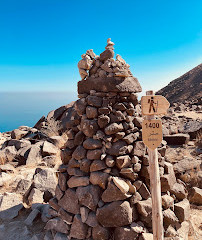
[{"left": 0, "top": 0, "right": 202, "bottom": 94}]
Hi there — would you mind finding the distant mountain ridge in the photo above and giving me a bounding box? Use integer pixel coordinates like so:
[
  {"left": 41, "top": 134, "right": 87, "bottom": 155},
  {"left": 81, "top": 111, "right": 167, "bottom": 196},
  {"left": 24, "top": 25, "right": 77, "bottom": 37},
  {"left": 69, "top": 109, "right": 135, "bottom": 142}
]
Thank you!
[{"left": 156, "top": 64, "right": 202, "bottom": 104}]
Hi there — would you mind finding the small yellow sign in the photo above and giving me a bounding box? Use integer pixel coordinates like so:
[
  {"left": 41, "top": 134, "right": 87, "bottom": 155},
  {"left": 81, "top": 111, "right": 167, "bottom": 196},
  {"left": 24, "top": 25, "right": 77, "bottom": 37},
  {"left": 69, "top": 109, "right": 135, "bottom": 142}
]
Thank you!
[
  {"left": 141, "top": 95, "right": 170, "bottom": 115},
  {"left": 142, "top": 119, "right": 163, "bottom": 150}
]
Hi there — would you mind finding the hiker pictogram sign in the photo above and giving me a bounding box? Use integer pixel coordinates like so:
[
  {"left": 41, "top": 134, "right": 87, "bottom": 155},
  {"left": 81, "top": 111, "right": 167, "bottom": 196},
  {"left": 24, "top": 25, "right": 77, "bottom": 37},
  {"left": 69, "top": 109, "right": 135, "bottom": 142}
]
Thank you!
[
  {"left": 142, "top": 119, "right": 163, "bottom": 150},
  {"left": 141, "top": 95, "right": 170, "bottom": 115}
]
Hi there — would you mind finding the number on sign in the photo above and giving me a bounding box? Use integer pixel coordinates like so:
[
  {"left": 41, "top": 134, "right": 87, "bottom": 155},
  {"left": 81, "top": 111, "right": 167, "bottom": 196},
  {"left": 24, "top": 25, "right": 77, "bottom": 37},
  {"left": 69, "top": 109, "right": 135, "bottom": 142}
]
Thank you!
[{"left": 145, "top": 122, "right": 160, "bottom": 128}]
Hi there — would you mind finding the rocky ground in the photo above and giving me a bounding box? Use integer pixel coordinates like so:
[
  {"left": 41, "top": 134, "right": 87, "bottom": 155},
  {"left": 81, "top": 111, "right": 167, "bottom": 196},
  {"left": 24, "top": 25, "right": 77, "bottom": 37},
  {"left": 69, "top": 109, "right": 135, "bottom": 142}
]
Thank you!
[{"left": 0, "top": 97, "right": 201, "bottom": 240}]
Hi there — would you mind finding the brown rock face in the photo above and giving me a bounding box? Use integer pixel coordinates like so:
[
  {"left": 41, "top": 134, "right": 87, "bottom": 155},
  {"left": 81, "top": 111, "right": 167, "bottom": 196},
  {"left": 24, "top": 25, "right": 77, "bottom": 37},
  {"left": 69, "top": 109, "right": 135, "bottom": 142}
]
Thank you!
[{"left": 96, "top": 201, "right": 133, "bottom": 227}]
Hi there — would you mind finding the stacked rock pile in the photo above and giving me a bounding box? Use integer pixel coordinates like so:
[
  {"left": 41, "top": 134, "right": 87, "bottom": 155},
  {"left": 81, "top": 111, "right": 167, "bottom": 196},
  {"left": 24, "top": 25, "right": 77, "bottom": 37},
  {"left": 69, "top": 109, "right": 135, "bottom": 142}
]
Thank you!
[{"left": 45, "top": 40, "right": 191, "bottom": 240}]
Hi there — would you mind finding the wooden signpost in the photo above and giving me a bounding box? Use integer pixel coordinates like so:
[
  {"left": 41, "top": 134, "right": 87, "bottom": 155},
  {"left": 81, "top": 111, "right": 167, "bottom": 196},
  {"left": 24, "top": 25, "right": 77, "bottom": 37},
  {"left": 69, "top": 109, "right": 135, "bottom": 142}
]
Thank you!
[{"left": 141, "top": 91, "right": 170, "bottom": 240}]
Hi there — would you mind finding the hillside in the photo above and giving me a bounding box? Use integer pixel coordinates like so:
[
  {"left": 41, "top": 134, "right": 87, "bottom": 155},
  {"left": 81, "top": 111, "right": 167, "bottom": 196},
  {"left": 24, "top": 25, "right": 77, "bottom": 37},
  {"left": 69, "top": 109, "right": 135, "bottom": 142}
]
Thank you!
[{"left": 156, "top": 64, "right": 202, "bottom": 104}]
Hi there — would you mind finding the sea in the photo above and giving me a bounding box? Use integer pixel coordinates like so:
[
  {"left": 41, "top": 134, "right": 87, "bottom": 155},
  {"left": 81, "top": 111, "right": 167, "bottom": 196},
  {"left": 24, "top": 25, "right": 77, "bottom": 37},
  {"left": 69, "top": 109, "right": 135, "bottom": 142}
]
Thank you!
[{"left": 0, "top": 92, "right": 77, "bottom": 133}]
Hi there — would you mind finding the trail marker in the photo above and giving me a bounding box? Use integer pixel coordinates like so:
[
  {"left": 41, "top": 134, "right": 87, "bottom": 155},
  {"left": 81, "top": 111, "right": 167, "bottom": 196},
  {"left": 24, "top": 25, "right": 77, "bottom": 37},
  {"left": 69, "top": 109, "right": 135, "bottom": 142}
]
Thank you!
[
  {"left": 142, "top": 119, "right": 162, "bottom": 150},
  {"left": 141, "top": 90, "right": 170, "bottom": 240},
  {"left": 141, "top": 95, "right": 170, "bottom": 115}
]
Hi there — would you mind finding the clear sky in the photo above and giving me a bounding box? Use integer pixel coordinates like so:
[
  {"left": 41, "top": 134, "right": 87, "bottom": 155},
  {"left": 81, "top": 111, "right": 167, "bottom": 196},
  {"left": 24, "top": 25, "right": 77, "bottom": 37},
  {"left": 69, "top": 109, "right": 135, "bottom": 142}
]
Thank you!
[{"left": 0, "top": 0, "right": 202, "bottom": 94}]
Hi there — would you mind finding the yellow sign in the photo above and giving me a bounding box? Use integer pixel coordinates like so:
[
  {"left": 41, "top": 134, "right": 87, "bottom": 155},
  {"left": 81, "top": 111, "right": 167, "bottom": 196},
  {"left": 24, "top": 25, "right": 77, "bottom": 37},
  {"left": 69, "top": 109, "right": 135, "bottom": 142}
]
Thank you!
[
  {"left": 142, "top": 119, "right": 162, "bottom": 150},
  {"left": 141, "top": 95, "right": 170, "bottom": 115}
]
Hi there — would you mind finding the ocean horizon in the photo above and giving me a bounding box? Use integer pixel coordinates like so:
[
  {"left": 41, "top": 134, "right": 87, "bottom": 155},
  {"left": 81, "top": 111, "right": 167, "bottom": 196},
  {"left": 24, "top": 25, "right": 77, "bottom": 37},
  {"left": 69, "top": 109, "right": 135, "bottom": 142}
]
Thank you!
[{"left": 0, "top": 91, "right": 77, "bottom": 133}]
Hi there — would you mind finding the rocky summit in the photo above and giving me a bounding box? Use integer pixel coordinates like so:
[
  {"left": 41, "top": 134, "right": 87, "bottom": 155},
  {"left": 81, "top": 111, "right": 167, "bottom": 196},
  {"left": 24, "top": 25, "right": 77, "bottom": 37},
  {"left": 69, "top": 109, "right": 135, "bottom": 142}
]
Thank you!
[
  {"left": 156, "top": 63, "right": 202, "bottom": 105},
  {"left": 0, "top": 39, "right": 201, "bottom": 240}
]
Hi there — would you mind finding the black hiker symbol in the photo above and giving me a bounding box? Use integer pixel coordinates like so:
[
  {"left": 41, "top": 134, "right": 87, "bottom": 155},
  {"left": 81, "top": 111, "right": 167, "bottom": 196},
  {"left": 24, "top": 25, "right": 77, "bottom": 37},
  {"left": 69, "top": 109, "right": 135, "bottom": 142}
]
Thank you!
[{"left": 148, "top": 96, "right": 158, "bottom": 113}]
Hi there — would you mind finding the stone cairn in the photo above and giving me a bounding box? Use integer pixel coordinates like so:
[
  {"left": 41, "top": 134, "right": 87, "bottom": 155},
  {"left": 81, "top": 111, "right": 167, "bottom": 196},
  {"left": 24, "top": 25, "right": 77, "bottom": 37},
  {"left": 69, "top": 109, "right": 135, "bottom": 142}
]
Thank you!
[{"left": 45, "top": 39, "right": 190, "bottom": 240}]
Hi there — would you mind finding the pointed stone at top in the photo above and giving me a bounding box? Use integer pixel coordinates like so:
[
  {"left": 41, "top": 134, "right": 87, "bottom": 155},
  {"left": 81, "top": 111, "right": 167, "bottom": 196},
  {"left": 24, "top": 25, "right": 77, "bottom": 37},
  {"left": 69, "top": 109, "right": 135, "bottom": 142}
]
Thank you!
[{"left": 105, "top": 38, "right": 115, "bottom": 50}]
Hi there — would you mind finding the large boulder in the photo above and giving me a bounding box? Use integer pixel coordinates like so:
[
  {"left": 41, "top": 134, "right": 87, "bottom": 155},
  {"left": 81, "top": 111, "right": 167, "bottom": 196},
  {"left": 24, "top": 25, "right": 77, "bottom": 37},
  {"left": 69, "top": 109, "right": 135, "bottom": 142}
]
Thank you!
[
  {"left": 96, "top": 201, "right": 133, "bottom": 227},
  {"left": 0, "top": 193, "right": 24, "bottom": 220},
  {"left": 78, "top": 76, "right": 142, "bottom": 94}
]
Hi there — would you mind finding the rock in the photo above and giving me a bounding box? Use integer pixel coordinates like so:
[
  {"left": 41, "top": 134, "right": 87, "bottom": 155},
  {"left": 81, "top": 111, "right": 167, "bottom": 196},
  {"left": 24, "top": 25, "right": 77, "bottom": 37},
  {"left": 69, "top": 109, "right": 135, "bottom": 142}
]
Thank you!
[
  {"left": 58, "top": 207, "right": 73, "bottom": 224},
  {"left": 78, "top": 76, "right": 142, "bottom": 94},
  {"left": 123, "top": 133, "right": 138, "bottom": 144},
  {"left": 11, "top": 129, "right": 27, "bottom": 140},
  {"left": 96, "top": 201, "right": 133, "bottom": 227},
  {"left": 86, "top": 211, "right": 98, "bottom": 227},
  {"left": 138, "top": 183, "right": 151, "bottom": 200},
  {"left": 120, "top": 168, "right": 138, "bottom": 181},
  {"left": 87, "top": 95, "right": 103, "bottom": 107},
  {"left": 161, "top": 163, "right": 176, "bottom": 192},
  {"left": 165, "top": 225, "right": 178, "bottom": 237},
  {"left": 116, "top": 155, "right": 131, "bottom": 169},
  {"left": 67, "top": 176, "right": 90, "bottom": 188},
  {"left": 58, "top": 188, "right": 80, "bottom": 214},
  {"left": 173, "top": 158, "right": 201, "bottom": 178},
  {"left": 105, "top": 155, "right": 115, "bottom": 167},
  {"left": 28, "top": 188, "right": 44, "bottom": 204},
  {"left": 8, "top": 139, "right": 31, "bottom": 151},
  {"left": 50, "top": 136, "right": 65, "bottom": 148},
  {"left": 134, "top": 117, "right": 143, "bottom": 128},
  {"left": 75, "top": 98, "right": 87, "bottom": 116},
  {"left": 58, "top": 172, "right": 68, "bottom": 191},
  {"left": 164, "top": 134, "right": 190, "bottom": 145},
  {"left": 3, "top": 145, "right": 17, "bottom": 162},
  {"left": 106, "top": 140, "right": 129, "bottom": 156},
  {"left": 98, "top": 115, "right": 110, "bottom": 128},
  {"left": 80, "top": 158, "right": 91, "bottom": 173},
  {"left": 78, "top": 57, "right": 92, "bottom": 70},
  {"left": 139, "top": 233, "right": 153, "bottom": 240},
  {"left": 104, "top": 123, "right": 123, "bottom": 135},
  {"left": 26, "top": 145, "right": 42, "bottom": 166},
  {"left": 177, "top": 220, "right": 189, "bottom": 240},
  {"left": 83, "top": 138, "right": 102, "bottom": 150},
  {"left": 70, "top": 215, "right": 88, "bottom": 239},
  {"left": 24, "top": 208, "right": 40, "bottom": 225},
  {"left": 0, "top": 172, "right": 12, "bottom": 187},
  {"left": 132, "top": 141, "right": 145, "bottom": 157},
  {"left": 49, "top": 197, "right": 60, "bottom": 211},
  {"left": 114, "top": 226, "right": 139, "bottom": 240},
  {"left": 16, "top": 178, "right": 32, "bottom": 194},
  {"left": 74, "top": 131, "right": 85, "bottom": 145},
  {"left": 174, "top": 199, "right": 190, "bottom": 222},
  {"left": 80, "top": 206, "right": 89, "bottom": 222},
  {"left": 136, "top": 198, "right": 152, "bottom": 218},
  {"left": 162, "top": 195, "right": 174, "bottom": 209},
  {"left": 102, "top": 180, "right": 131, "bottom": 202},
  {"left": 189, "top": 187, "right": 202, "bottom": 205},
  {"left": 171, "top": 183, "right": 187, "bottom": 200},
  {"left": 45, "top": 218, "right": 69, "bottom": 234},
  {"left": 72, "top": 145, "right": 86, "bottom": 160},
  {"left": 81, "top": 119, "right": 99, "bottom": 137},
  {"left": 0, "top": 193, "right": 24, "bottom": 220},
  {"left": 163, "top": 209, "right": 179, "bottom": 228},
  {"left": 76, "top": 185, "right": 101, "bottom": 211},
  {"left": 54, "top": 232, "right": 68, "bottom": 240},
  {"left": 86, "top": 106, "right": 98, "bottom": 119},
  {"left": 92, "top": 225, "right": 109, "bottom": 240},
  {"left": 100, "top": 49, "right": 114, "bottom": 62},
  {"left": 33, "top": 168, "right": 57, "bottom": 194},
  {"left": 112, "top": 176, "right": 129, "bottom": 193},
  {"left": 130, "top": 192, "right": 142, "bottom": 205},
  {"left": 90, "top": 172, "right": 109, "bottom": 189},
  {"left": 87, "top": 149, "right": 102, "bottom": 160},
  {"left": 42, "top": 141, "right": 58, "bottom": 156},
  {"left": 90, "top": 160, "right": 107, "bottom": 172},
  {"left": 182, "top": 120, "right": 202, "bottom": 139}
]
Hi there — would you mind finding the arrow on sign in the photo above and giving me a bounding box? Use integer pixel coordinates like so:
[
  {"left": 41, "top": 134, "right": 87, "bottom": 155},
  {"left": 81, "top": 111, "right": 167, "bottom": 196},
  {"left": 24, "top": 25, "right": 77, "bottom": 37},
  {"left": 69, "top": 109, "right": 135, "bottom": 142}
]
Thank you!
[{"left": 141, "top": 95, "right": 170, "bottom": 115}]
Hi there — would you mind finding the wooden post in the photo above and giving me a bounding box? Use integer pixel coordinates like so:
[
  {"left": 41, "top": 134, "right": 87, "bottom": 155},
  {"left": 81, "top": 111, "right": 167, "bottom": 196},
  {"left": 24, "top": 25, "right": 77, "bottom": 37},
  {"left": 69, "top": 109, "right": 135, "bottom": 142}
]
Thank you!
[{"left": 146, "top": 90, "right": 164, "bottom": 240}]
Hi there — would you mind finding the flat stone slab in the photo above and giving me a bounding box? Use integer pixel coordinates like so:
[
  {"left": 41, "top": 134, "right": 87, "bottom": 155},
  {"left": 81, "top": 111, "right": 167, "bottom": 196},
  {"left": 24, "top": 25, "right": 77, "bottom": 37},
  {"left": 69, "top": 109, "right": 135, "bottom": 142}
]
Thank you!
[{"left": 78, "top": 76, "right": 142, "bottom": 94}]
